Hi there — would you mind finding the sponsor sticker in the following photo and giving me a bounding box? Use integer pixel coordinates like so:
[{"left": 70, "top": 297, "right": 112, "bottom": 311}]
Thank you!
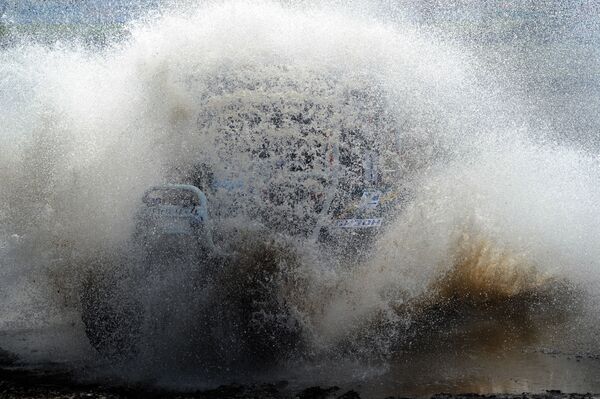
[
  {"left": 333, "top": 218, "right": 382, "bottom": 228},
  {"left": 360, "top": 190, "right": 382, "bottom": 209},
  {"left": 150, "top": 206, "right": 193, "bottom": 216}
]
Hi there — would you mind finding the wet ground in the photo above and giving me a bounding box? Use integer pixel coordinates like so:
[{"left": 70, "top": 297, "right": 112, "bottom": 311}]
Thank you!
[
  {"left": 1, "top": 364, "right": 600, "bottom": 399},
  {"left": 2, "top": 322, "right": 600, "bottom": 399}
]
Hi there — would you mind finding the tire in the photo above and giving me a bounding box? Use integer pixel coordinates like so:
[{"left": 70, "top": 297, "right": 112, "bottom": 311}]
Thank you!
[
  {"left": 211, "top": 237, "right": 303, "bottom": 365},
  {"left": 80, "top": 271, "right": 143, "bottom": 359}
]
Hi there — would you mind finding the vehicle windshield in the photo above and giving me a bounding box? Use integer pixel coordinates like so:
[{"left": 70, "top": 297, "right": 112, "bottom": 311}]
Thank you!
[{"left": 144, "top": 188, "right": 199, "bottom": 207}]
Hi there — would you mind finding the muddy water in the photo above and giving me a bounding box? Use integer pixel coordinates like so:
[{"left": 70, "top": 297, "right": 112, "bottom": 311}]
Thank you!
[
  {"left": 378, "top": 351, "right": 600, "bottom": 397},
  {"left": 278, "top": 311, "right": 600, "bottom": 397},
  {"left": 2, "top": 305, "right": 600, "bottom": 398}
]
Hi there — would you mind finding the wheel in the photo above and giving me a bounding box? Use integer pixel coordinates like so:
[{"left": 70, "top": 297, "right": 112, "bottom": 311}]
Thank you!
[
  {"left": 210, "top": 236, "right": 303, "bottom": 365},
  {"left": 80, "top": 271, "right": 143, "bottom": 359}
]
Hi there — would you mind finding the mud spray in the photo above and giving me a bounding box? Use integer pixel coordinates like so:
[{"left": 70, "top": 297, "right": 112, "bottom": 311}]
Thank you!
[{"left": 1, "top": 0, "right": 600, "bottom": 393}]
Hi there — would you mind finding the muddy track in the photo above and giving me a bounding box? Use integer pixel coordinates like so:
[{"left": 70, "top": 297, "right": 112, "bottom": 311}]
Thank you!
[{"left": 0, "top": 361, "right": 598, "bottom": 399}]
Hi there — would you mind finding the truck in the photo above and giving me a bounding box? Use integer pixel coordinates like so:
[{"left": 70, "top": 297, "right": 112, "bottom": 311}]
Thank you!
[{"left": 79, "top": 92, "right": 409, "bottom": 360}]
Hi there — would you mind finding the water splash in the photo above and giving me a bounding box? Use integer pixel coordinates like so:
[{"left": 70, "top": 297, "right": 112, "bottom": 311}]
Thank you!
[{"left": 0, "top": 0, "right": 599, "bottom": 387}]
